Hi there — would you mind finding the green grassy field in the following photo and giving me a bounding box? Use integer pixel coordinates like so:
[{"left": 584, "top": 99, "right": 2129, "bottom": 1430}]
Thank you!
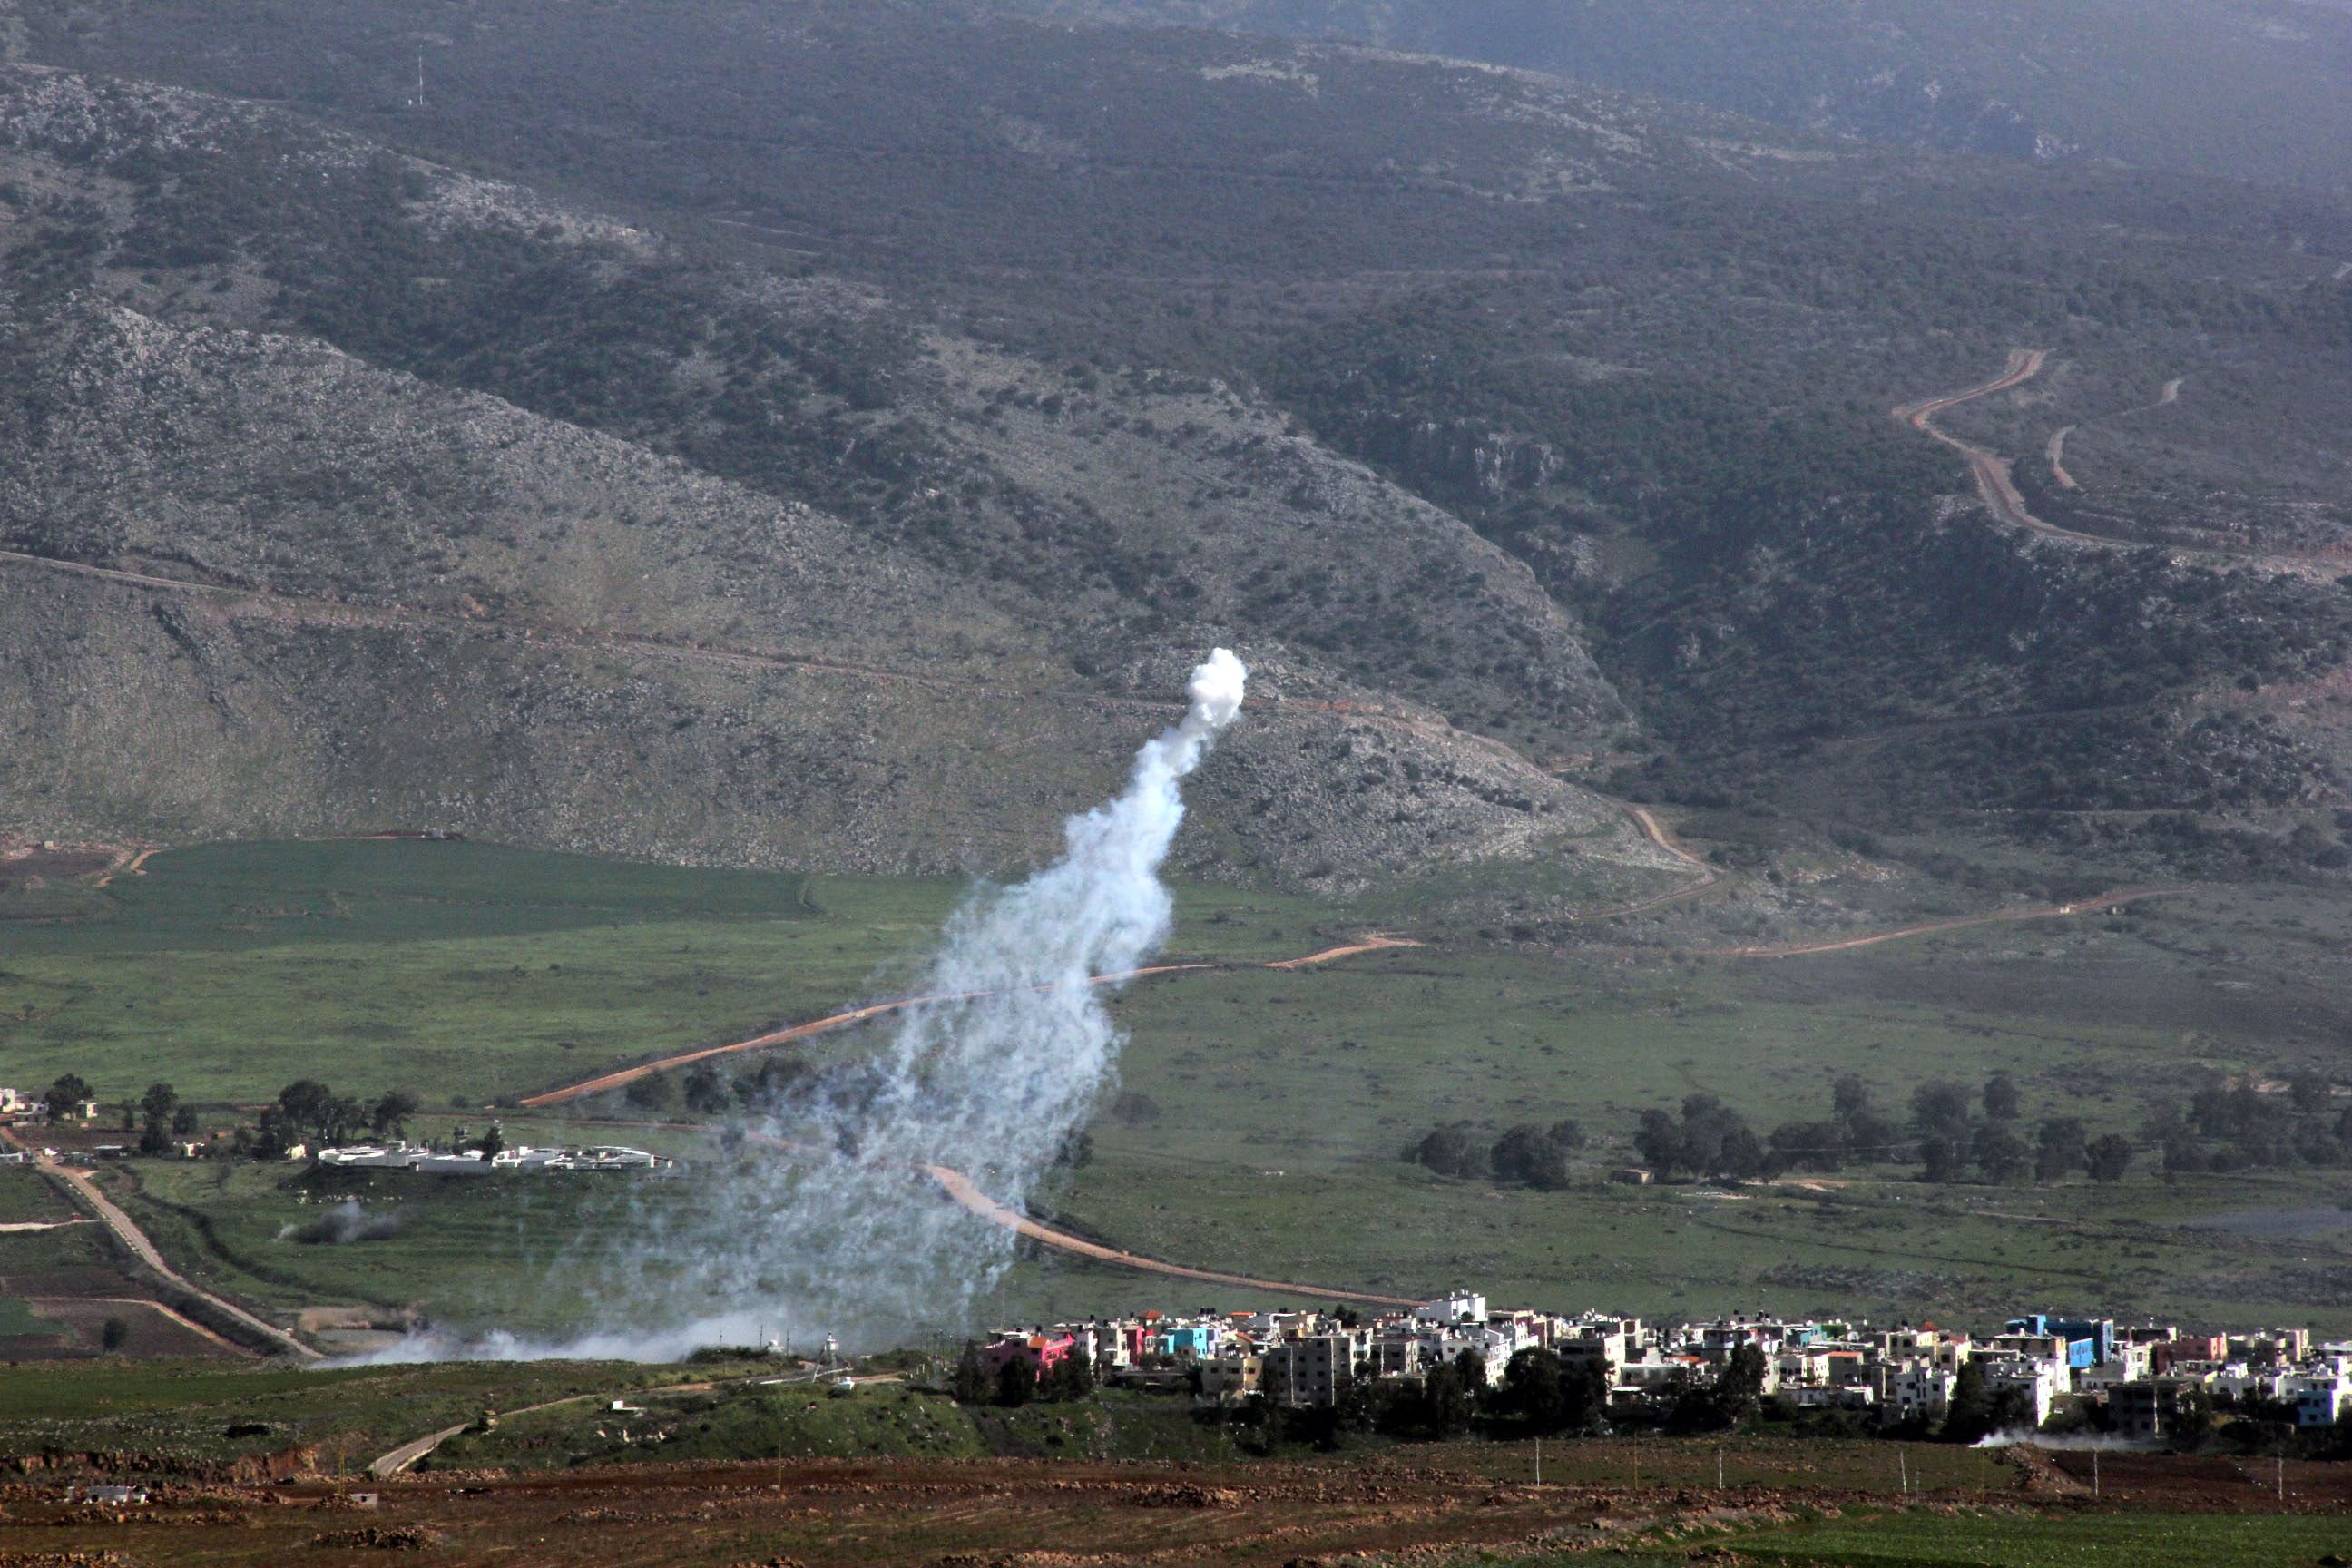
[
  {"left": 425, "top": 1377, "right": 1269, "bottom": 1471},
  {"left": 12, "top": 838, "right": 2352, "bottom": 1343},
  {"left": 0, "top": 1354, "right": 763, "bottom": 1472},
  {"left": 0, "top": 838, "right": 1334, "bottom": 1108}
]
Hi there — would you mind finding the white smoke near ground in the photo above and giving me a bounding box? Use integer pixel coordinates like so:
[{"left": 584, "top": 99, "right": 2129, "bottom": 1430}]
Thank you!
[
  {"left": 279, "top": 1200, "right": 401, "bottom": 1246},
  {"left": 356, "top": 651, "right": 1247, "bottom": 1364},
  {"left": 1973, "top": 1430, "right": 2156, "bottom": 1451}
]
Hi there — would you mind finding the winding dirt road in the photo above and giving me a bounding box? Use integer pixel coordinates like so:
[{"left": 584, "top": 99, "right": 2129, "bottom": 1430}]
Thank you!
[{"left": 1895, "top": 350, "right": 2112, "bottom": 544}]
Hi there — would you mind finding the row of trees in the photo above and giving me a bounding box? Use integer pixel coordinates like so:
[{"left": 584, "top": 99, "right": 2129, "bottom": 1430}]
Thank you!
[
  {"left": 1408, "top": 1120, "right": 1586, "bottom": 1189},
  {"left": 952, "top": 1343, "right": 1098, "bottom": 1407},
  {"left": 1633, "top": 1075, "right": 2134, "bottom": 1186},
  {"left": 243, "top": 1082, "right": 421, "bottom": 1160}
]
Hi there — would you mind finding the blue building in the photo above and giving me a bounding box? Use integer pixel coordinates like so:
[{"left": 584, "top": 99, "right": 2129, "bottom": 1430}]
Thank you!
[{"left": 2006, "top": 1315, "right": 2113, "bottom": 1367}]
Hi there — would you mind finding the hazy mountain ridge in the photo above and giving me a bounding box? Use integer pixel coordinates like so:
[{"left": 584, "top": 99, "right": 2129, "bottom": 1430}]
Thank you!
[{"left": 1003, "top": 0, "right": 2352, "bottom": 190}]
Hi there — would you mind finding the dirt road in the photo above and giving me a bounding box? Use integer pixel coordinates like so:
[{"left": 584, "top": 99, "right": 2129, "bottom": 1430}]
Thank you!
[
  {"left": 2044, "top": 376, "right": 2182, "bottom": 490},
  {"left": 1553, "top": 803, "right": 1721, "bottom": 923},
  {"left": 524, "top": 933, "right": 1428, "bottom": 1109},
  {"left": 1895, "top": 350, "right": 2115, "bottom": 544},
  {"left": 1708, "top": 886, "right": 2186, "bottom": 959},
  {"left": 924, "top": 1164, "right": 1419, "bottom": 1308},
  {"left": 0, "top": 1127, "right": 318, "bottom": 1360},
  {"left": 54, "top": 1167, "right": 317, "bottom": 1357},
  {"left": 518, "top": 961, "right": 1223, "bottom": 1108}
]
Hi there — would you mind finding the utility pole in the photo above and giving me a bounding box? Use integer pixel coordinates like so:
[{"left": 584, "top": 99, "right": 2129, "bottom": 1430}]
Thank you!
[
  {"left": 1718, "top": 1446, "right": 1725, "bottom": 1489},
  {"left": 1533, "top": 1436, "right": 1540, "bottom": 1487},
  {"left": 1898, "top": 1451, "right": 1908, "bottom": 1501}
]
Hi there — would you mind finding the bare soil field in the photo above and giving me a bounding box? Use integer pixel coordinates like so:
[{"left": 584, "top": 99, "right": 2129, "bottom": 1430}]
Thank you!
[{"left": 5, "top": 1446, "right": 2348, "bottom": 1567}]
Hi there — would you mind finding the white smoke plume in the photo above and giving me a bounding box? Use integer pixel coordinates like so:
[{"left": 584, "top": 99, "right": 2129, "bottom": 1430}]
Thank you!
[{"left": 363, "top": 651, "right": 1247, "bottom": 1363}]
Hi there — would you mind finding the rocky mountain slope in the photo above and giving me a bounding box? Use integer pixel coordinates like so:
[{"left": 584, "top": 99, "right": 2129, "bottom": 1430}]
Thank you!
[
  {"left": 0, "top": 63, "right": 1661, "bottom": 890},
  {"left": 1, "top": 0, "right": 2349, "bottom": 898}
]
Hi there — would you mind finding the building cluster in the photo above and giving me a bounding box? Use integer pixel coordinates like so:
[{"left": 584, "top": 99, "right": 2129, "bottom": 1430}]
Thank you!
[
  {"left": 316, "top": 1141, "right": 664, "bottom": 1174},
  {"left": 981, "top": 1292, "right": 2352, "bottom": 1435}
]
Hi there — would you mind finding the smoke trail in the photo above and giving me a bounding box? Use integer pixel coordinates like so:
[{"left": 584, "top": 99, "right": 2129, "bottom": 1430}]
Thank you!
[{"left": 362, "top": 651, "right": 1247, "bottom": 1362}]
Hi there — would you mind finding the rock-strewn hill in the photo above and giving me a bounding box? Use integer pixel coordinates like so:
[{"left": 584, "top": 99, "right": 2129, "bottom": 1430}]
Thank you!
[{"left": 0, "top": 64, "right": 1663, "bottom": 891}]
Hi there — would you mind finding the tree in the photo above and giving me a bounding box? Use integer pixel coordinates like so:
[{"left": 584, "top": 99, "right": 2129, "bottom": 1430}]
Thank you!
[
  {"left": 1911, "top": 1081, "right": 1973, "bottom": 1140},
  {"left": 1768, "top": 1120, "right": 1845, "bottom": 1173},
  {"left": 278, "top": 1080, "right": 337, "bottom": 1143},
  {"left": 370, "top": 1091, "right": 420, "bottom": 1139},
  {"left": 2288, "top": 1074, "right": 2329, "bottom": 1114},
  {"left": 2085, "top": 1132, "right": 2133, "bottom": 1182},
  {"left": 952, "top": 1342, "right": 990, "bottom": 1405},
  {"left": 2034, "top": 1117, "right": 2087, "bottom": 1182},
  {"left": 137, "top": 1083, "right": 179, "bottom": 1156},
  {"left": 1919, "top": 1134, "right": 1967, "bottom": 1183},
  {"left": 1912, "top": 1080, "right": 1974, "bottom": 1181},
  {"left": 1988, "top": 1384, "right": 2035, "bottom": 1434},
  {"left": 478, "top": 1122, "right": 506, "bottom": 1161},
  {"left": 1045, "top": 1345, "right": 1095, "bottom": 1402},
  {"left": 681, "top": 1063, "right": 730, "bottom": 1115},
  {"left": 252, "top": 1105, "right": 295, "bottom": 1160},
  {"left": 1452, "top": 1346, "right": 1490, "bottom": 1400},
  {"left": 1418, "top": 1361, "right": 1474, "bottom": 1437},
  {"left": 1490, "top": 1124, "right": 1570, "bottom": 1190},
  {"left": 1831, "top": 1074, "right": 1874, "bottom": 1124},
  {"left": 139, "top": 1083, "right": 179, "bottom": 1130},
  {"left": 101, "top": 1316, "right": 129, "bottom": 1352},
  {"left": 1714, "top": 1343, "right": 1768, "bottom": 1426},
  {"left": 1499, "top": 1347, "right": 1568, "bottom": 1431},
  {"left": 995, "top": 1356, "right": 1034, "bottom": 1407},
  {"left": 326, "top": 1096, "right": 368, "bottom": 1146},
  {"left": 1717, "top": 1126, "right": 1768, "bottom": 1180},
  {"left": 1943, "top": 1362, "right": 1993, "bottom": 1444},
  {"left": 1975, "top": 1128, "right": 2029, "bottom": 1184},
  {"left": 171, "top": 1104, "right": 200, "bottom": 1136},
  {"left": 44, "top": 1073, "right": 93, "bottom": 1121},
  {"left": 1547, "top": 1118, "right": 1586, "bottom": 1151},
  {"left": 1634, "top": 1109, "right": 1682, "bottom": 1176},
  {"left": 1411, "top": 1125, "right": 1485, "bottom": 1179},
  {"left": 625, "top": 1073, "right": 676, "bottom": 1112},
  {"left": 1983, "top": 1072, "right": 2022, "bottom": 1122}
]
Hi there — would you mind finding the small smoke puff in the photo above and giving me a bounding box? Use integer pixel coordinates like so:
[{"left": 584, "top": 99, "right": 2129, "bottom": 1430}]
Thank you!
[
  {"left": 291, "top": 1200, "right": 401, "bottom": 1246},
  {"left": 1186, "top": 648, "right": 1248, "bottom": 732}
]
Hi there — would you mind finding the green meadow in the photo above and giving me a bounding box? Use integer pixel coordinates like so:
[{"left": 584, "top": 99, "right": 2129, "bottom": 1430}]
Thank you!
[{"left": 9, "top": 839, "right": 2352, "bottom": 1340}]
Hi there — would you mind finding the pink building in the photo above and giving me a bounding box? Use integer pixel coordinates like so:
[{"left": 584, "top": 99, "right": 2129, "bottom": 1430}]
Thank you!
[
  {"left": 983, "top": 1332, "right": 1077, "bottom": 1385},
  {"left": 2153, "top": 1334, "right": 2226, "bottom": 1372}
]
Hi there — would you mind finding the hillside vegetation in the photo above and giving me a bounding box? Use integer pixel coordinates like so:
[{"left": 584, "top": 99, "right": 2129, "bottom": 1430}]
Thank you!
[
  {"left": 1008, "top": 0, "right": 2352, "bottom": 189},
  {"left": 0, "top": 0, "right": 2347, "bottom": 901}
]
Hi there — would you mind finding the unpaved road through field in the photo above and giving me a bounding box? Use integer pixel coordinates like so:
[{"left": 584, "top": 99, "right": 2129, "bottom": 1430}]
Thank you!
[
  {"left": 1709, "top": 886, "right": 2186, "bottom": 959},
  {"left": 0, "top": 1126, "right": 318, "bottom": 1359},
  {"left": 924, "top": 1163, "right": 1419, "bottom": 1308}
]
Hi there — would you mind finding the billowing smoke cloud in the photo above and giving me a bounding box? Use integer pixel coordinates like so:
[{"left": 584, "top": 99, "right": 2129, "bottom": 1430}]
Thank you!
[{"left": 365, "top": 651, "right": 1246, "bottom": 1363}]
